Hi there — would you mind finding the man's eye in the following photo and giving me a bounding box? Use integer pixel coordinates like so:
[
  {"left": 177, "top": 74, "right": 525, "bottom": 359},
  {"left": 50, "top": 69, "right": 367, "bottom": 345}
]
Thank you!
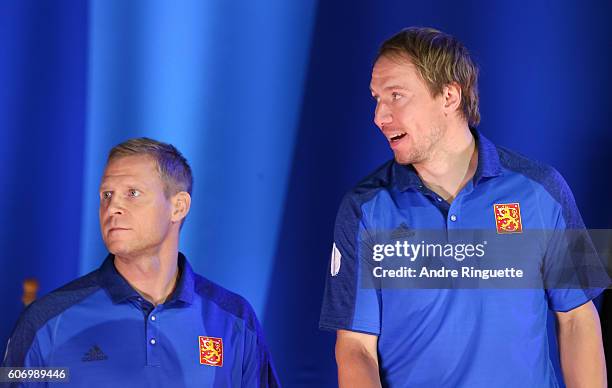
[
  {"left": 392, "top": 92, "right": 403, "bottom": 101},
  {"left": 102, "top": 192, "right": 112, "bottom": 200},
  {"left": 128, "top": 189, "right": 141, "bottom": 197}
]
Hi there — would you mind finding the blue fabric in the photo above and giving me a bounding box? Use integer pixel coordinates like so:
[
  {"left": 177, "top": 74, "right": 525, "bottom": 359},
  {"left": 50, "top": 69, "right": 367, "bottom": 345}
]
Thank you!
[
  {"left": 3, "top": 253, "right": 279, "bottom": 388},
  {"left": 319, "top": 129, "right": 603, "bottom": 387}
]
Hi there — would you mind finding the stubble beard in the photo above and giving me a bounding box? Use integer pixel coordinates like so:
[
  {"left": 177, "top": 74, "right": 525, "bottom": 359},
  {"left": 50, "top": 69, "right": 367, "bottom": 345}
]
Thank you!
[
  {"left": 394, "top": 126, "right": 445, "bottom": 165},
  {"left": 106, "top": 236, "right": 157, "bottom": 261},
  {"left": 394, "top": 148, "right": 426, "bottom": 165}
]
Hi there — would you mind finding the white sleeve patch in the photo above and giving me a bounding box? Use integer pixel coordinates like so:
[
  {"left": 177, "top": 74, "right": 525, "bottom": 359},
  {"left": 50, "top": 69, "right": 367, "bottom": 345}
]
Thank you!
[
  {"left": 331, "top": 242, "right": 341, "bottom": 276},
  {"left": 3, "top": 338, "right": 10, "bottom": 363}
]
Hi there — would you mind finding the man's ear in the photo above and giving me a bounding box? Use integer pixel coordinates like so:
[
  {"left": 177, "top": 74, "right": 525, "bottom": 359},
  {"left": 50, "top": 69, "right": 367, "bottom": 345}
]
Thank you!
[
  {"left": 171, "top": 191, "right": 191, "bottom": 224},
  {"left": 442, "top": 82, "right": 462, "bottom": 115}
]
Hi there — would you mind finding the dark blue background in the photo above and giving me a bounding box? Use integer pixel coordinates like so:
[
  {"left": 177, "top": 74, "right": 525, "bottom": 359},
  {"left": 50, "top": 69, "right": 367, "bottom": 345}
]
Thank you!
[{"left": 1, "top": 1, "right": 610, "bottom": 386}]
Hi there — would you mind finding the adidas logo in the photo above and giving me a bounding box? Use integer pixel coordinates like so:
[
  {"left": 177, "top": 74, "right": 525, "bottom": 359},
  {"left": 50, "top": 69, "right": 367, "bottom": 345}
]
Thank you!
[
  {"left": 391, "top": 222, "right": 414, "bottom": 239},
  {"left": 82, "top": 345, "right": 108, "bottom": 362}
]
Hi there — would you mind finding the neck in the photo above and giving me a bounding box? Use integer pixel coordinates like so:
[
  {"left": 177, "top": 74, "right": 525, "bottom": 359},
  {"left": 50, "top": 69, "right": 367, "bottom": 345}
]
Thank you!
[
  {"left": 114, "top": 238, "right": 180, "bottom": 306},
  {"left": 413, "top": 124, "right": 478, "bottom": 202}
]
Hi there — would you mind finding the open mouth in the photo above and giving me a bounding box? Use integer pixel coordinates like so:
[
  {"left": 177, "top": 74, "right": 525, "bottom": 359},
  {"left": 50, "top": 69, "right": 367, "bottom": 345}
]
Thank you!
[{"left": 389, "top": 132, "right": 407, "bottom": 143}]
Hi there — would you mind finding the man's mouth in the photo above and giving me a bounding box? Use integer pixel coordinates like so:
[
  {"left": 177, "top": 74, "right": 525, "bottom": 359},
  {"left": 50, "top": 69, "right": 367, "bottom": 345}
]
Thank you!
[
  {"left": 108, "top": 227, "right": 130, "bottom": 234},
  {"left": 388, "top": 132, "right": 407, "bottom": 143}
]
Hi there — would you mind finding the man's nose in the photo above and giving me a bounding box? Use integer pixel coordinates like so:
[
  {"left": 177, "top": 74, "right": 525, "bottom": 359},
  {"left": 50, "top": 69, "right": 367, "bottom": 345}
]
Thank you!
[
  {"left": 104, "top": 196, "right": 125, "bottom": 216},
  {"left": 374, "top": 102, "right": 392, "bottom": 128}
]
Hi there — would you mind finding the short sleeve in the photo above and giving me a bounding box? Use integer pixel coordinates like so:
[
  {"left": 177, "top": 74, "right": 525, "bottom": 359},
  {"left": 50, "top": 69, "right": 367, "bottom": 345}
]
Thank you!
[
  {"left": 2, "top": 309, "right": 47, "bottom": 388},
  {"left": 319, "top": 193, "right": 381, "bottom": 335},
  {"left": 2, "top": 308, "right": 45, "bottom": 369},
  {"left": 241, "top": 309, "right": 280, "bottom": 387},
  {"left": 542, "top": 170, "right": 609, "bottom": 312}
]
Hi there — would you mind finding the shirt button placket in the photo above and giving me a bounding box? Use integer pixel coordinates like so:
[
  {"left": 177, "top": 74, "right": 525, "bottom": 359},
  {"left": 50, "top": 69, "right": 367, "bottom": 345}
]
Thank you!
[{"left": 147, "top": 308, "right": 160, "bottom": 366}]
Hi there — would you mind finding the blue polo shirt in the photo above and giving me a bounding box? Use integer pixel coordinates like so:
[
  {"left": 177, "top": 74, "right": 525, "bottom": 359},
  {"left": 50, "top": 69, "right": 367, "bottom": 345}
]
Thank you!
[
  {"left": 3, "top": 253, "right": 279, "bottom": 387},
  {"left": 320, "top": 130, "right": 604, "bottom": 387}
]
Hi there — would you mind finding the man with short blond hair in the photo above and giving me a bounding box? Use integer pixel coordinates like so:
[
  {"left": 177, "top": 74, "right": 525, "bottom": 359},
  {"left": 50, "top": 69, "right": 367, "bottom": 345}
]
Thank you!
[
  {"left": 4, "top": 137, "right": 279, "bottom": 387},
  {"left": 320, "top": 27, "right": 606, "bottom": 387}
]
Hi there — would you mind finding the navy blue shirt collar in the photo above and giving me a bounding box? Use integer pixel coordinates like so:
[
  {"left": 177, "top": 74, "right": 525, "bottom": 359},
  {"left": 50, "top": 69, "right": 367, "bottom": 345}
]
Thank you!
[
  {"left": 392, "top": 128, "right": 503, "bottom": 191},
  {"left": 98, "top": 252, "right": 195, "bottom": 305}
]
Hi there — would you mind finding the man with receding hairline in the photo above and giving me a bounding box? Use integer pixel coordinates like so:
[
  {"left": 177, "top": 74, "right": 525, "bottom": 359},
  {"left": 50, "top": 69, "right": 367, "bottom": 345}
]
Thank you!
[
  {"left": 3, "top": 138, "right": 279, "bottom": 387},
  {"left": 320, "top": 27, "right": 606, "bottom": 387}
]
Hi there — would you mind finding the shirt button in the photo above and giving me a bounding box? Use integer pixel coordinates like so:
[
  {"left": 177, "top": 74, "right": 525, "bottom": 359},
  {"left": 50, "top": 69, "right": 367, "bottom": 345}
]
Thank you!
[
  {"left": 450, "top": 214, "right": 457, "bottom": 222},
  {"left": 436, "top": 197, "right": 443, "bottom": 202},
  {"left": 150, "top": 338, "right": 156, "bottom": 345},
  {"left": 151, "top": 315, "right": 156, "bottom": 321}
]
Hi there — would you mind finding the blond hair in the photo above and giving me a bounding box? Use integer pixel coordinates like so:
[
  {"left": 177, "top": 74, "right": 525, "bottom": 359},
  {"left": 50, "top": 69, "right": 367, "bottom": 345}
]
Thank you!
[
  {"left": 108, "top": 137, "right": 193, "bottom": 198},
  {"left": 377, "top": 27, "right": 480, "bottom": 127}
]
